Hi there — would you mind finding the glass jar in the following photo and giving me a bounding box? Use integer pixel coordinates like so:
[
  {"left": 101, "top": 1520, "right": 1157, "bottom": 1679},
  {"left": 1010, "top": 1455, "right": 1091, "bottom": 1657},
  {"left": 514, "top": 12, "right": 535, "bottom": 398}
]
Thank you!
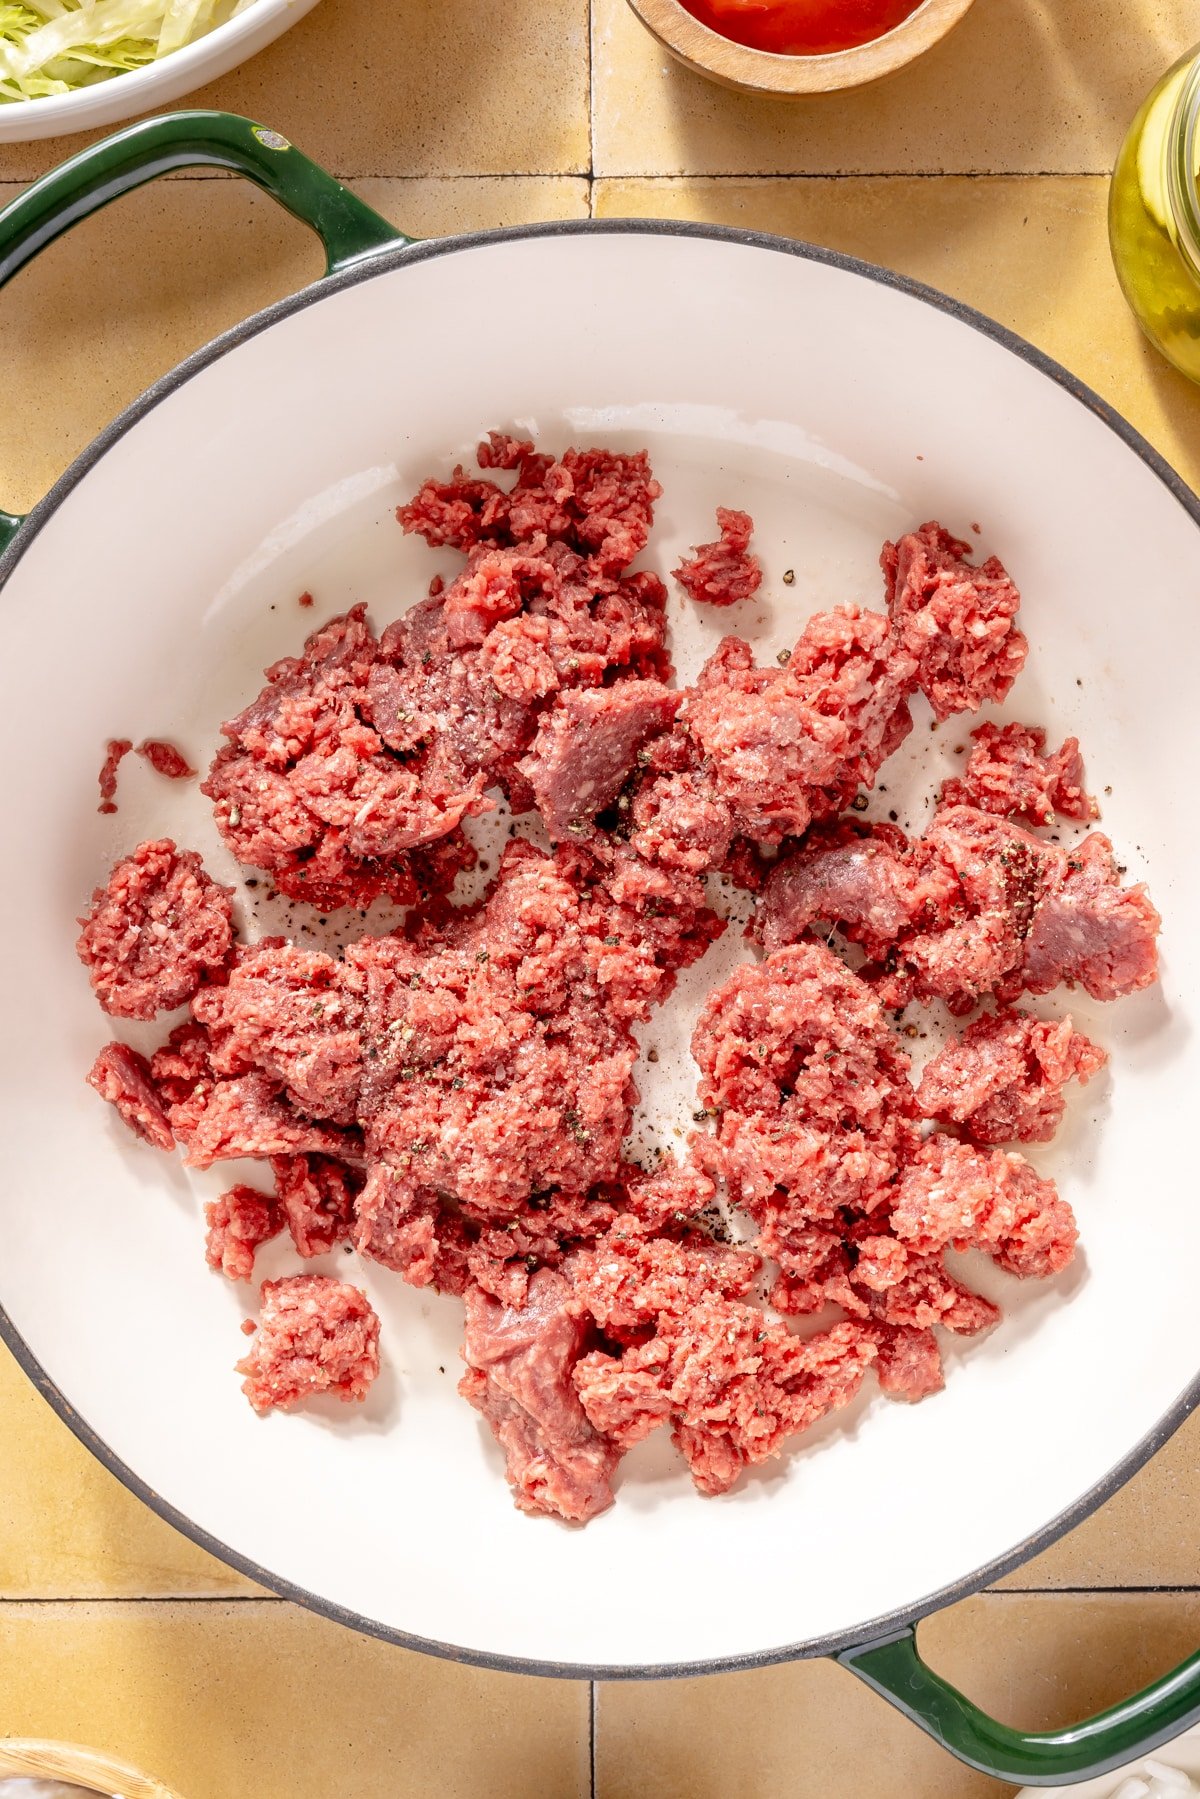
[{"left": 1110, "top": 45, "right": 1200, "bottom": 381}]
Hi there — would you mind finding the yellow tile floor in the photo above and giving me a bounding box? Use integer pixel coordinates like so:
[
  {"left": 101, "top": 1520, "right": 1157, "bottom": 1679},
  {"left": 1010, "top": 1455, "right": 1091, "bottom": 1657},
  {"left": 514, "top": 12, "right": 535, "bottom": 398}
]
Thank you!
[{"left": 4, "top": 2, "right": 1200, "bottom": 1794}]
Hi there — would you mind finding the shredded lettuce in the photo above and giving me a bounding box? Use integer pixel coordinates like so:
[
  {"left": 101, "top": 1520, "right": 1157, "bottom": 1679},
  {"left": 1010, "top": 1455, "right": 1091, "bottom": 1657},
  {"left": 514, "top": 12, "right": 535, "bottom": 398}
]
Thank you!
[{"left": 0, "top": 0, "right": 259, "bottom": 99}]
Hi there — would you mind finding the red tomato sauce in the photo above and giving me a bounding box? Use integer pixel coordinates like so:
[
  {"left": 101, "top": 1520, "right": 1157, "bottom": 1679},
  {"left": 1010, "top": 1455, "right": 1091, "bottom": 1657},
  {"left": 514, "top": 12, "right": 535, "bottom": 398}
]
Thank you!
[{"left": 679, "top": 0, "right": 924, "bottom": 55}]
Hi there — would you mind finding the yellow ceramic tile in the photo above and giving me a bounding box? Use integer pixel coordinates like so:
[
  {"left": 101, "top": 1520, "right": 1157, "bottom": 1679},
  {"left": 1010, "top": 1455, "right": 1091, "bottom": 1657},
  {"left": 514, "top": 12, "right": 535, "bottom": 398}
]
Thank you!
[
  {"left": 998, "top": 1405, "right": 1200, "bottom": 1590},
  {"left": 0, "top": 0, "right": 592, "bottom": 185},
  {"left": 593, "top": 174, "right": 1200, "bottom": 490},
  {"left": 0, "top": 1344, "right": 256, "bottom": 1598},
  {"left": 0, "top": 174, "right": 587, "bottom": 516},
  {"left": 592, "top": 0, "right": 1196, "bottom": 177},
  {"left": 0, "top": 1600, "right": 589, "bottom": 1799},
  {"left": 597, "top": 1592, "right": 1200, "bottom": 1799}
]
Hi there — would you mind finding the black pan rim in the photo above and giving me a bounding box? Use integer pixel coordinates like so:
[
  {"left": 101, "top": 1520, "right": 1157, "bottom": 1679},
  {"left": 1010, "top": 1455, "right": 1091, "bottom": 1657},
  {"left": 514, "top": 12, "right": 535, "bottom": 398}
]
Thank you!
[{"left": 3, "top": 213, "right": 1198, "bottom": 1683}]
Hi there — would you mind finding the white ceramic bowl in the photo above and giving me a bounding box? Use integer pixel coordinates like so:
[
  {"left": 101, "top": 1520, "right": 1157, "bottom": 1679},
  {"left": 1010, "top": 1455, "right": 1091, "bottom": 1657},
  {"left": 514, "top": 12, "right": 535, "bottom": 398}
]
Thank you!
[{"left": 0, "top": 0, "right": 321, "bottom": 142}]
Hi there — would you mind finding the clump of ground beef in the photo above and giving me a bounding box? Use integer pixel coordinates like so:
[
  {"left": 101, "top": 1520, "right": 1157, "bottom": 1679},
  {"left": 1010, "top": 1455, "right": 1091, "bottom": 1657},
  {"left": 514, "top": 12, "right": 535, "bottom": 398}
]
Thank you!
[
  {"left": 271, "top": 1153, "right": 360, "bottom": 1258},
  {"left": 193, "top": 944, "right": 363, "bottom": 1126},
  {"left": 691, "top": 942, "right": 918, "bottom": 1225},
  {"left": 205, "top": 1184, "right": 281, "bottom": 1283},
  {"left": 238, "top": 1275, "right": 380, "bottom": 1412},
  {"left": 758, "top": 804, "right": 1159, "bottom": 1014},
  {"left": 76, "top": 838, "right": 235, "bottom": 1020},
  {"left": 673, "top": 507, "right": 763, "bottom": 607},
  {"left": 346, "top": 838, "right": 721, "bottom": 1282},
  {"left": 78, "top": 436, "right": 1162, "bottom": 1524},
  {"left": 460, "top": 1268, "right": 620, "bottom": 1523},
  {"left": 97, "top": 737, "right": 132, "bottom": 814},
  {"left": 138, "top": 739, "right": 195, "bottom": 780},
  {"left": 518, "top": 682, "right": 679, "bottom": 840},
  {"left": 941, "top": 721, "right": 1095, "bottom": 825},
  {"left": 916, "top": 1008, "right": 1107, "bottom": 1144},
  {"left": 401, "top": 434, "right": 661, "bottom": 574},
  {"left": 86, "top": 1041, "right": 175, "bottom": 1150},
  {"left": 883, "top": 522, "right": 1027, "bottom": 720},
  {"left": 891, "top": 1136, "right": 1078, "bottom": 1279},
  {"left": 202, "top": 606, "right": 487, "bottom": 912},
  {"left": 204, "top": 440, "right": 677, "bottom": 905},
  {"left": 679, "top": 609, "right": 917, "bottom": 847}
]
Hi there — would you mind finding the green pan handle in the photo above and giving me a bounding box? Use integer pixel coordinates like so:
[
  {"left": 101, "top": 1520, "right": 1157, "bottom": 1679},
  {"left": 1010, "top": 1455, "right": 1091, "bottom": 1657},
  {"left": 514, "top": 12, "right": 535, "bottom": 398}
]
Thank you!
[
  {"left": 840, "top": 1624, "right": 1200, "bottom": 1786},
  {"left": 0, "top": 109, "right": 409, "bottom": 555}
]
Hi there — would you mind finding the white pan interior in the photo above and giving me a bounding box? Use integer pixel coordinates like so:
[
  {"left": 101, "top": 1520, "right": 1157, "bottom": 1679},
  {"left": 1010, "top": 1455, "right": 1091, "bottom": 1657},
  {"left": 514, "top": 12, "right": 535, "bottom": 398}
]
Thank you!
[{"left": 1, "top": 228, "right": 1197, "bottom": 1674}]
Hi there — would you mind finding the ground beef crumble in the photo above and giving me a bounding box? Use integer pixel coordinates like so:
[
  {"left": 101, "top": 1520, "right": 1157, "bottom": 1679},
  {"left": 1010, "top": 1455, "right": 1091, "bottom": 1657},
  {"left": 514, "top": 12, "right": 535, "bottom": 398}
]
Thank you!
[
  {"left": 759, "top": 804, "right": 1159, "bottom": 1014},
  {"left": 673, "top": 507, "right": 763, "bottom": 607},
  {"left": 882, "top": 521, "right": 1027, "bottom": 721},
  {"left": 97, "top": 738, "right": 132, "bottom": 814},
  {"left": 237, "top": 1275, "right": 380, "bottom": 1412},
  {"left": 76, "top": 839, "right": 235, "bottom": 1020},
  {"left": 78, "top": 434, "right": 1161, "bottom": 1521},
  {"left": 205, "top": 1184, "right": 281, "bottom": 1283},
  {"left": 916, "top": 1008, "right": 1107, "bottom": 1144},
  {"left": 87, "top": 1041, "right": 175, "bottom": 1151},
  {"left": 941, "top": 721, "right": 1096, "bottom": 825},
  {"left": 138, "top": 739, "right": 196, "bottom": 780}
]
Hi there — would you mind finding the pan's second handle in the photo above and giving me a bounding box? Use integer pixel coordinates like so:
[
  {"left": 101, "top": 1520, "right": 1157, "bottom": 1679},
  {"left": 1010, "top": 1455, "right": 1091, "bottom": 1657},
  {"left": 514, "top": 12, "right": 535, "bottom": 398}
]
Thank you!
[
  {"left": 0, "top": 110, "right": 410, "bottom": 552},
  {"left": 839, "top": 1624, "right": 1200, "bottom": 1786}
]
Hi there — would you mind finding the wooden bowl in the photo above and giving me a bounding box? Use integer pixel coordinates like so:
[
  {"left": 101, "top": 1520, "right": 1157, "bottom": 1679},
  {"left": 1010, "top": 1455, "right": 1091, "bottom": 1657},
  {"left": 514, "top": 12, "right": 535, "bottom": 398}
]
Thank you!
[
  {"left": 0, "top": 1740, "right": 180, "bottom": 1798},
  {"left": 622, "top": 0, "right": 977, "bottom": 93}
]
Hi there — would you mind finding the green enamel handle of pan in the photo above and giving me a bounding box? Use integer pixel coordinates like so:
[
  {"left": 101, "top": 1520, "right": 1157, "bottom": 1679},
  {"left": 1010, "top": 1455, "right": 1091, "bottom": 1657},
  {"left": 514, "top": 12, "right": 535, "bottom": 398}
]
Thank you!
[
  {"left": 0, "top": 109, "right": 410, "bottom": 556},
  {"left": 839, "top": 1624, "right": 1200, "bottom": 1785}
]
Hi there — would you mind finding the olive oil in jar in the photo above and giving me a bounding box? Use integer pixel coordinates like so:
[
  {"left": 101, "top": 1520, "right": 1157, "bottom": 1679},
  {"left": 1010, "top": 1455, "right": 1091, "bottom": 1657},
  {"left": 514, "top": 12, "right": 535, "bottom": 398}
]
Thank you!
[{"left": 1110, "top": 47, "right": 1200, "bottom": 381}]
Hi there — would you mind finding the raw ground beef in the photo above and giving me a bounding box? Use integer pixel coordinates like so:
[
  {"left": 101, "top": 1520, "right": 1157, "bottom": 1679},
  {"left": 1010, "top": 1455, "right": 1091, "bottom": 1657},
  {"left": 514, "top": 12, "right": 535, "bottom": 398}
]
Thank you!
[
  {"left": 77, "top": 436, "right": 1162, "bottom": 1523},
  {"left": 86, "top": 1041, "right": 175, "bottom": 1151},
  {"left": 138, "top": 739, "right": 195, "bottom": 780},
  {"left": 97, "top": 738, "right": 132, "bottom": 814},
  {"left": 402, "top": 434, "right": 662, "bottom": 574},
  {"left": 680, "top": 608, "right": 917, "bottom": 846},
  {"left": 916, "top": 1008, "right": 1107, "bottom": 1145},
  {"left": 179, "top": 1074, "right": 360, "bottom": 1171},
  {"left": 673, "top": 507, "right": 763, "bottom": 607},
  {"left": 688, "top": 939, "right": 1081, "bottom": 1376},
  {"left": 347, "top": 838, "right": 719, "bottom": 1279},
  {"left": 238, "top": 1275, "right": 380, "bottom": 1412},
  {"left": 203, "top": 606, "right": 488, "bottom": 912},
  {"left": 1019, "top": 831, "right": 1162, "bottom": 1002},
  {"left": 205, "top": 1184, "right": 281, "bottom": 1283},
  {"left": 759, "top": 803, "right": 1160, "bottom": 1014},
  {"left": 460, "top": 1268, "right": 620, "bottom": 1523},
  {"left": 941, "top": 721, "right": 1096, "bottom": 825},
  {"left": 883, "top": 522, "right": 1027, "bottom": 720},
  {"left": 572, "top": 1226, "right": 878, "bottom": 1493},
  {"left": 76, "top": 838, "right": 235, "bottom": 1020},
  {"left": 204, "top": 441, "right": 678, "bottom": 907},
  {"left": 192, "top": 943, "right": 363, "bottom": 1126},
  {"left": 891, "top": 1136, "right": 1078, "bottom": 1278},
  {"left": 756, "top": 819, "right": 921, "bottom": 957},
  {"left": 518, "top": 681, "right": 679, "bottom": 839},
  {"left": 271, "top": 1153, "right": 359, "bottom": 1257}
]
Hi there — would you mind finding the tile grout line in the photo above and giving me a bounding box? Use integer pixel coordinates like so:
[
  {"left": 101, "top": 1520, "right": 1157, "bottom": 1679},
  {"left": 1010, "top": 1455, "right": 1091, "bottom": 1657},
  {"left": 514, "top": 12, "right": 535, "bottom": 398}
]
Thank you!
[
  {"left": 0, "top": 168, "right": 1114, "bottom": 193},
  {"left": 989, "top": 1585, "right": 1200, "bottom": 1597},
  {"left": 0, "top": 1594, "right": 284, "bottom": 1606},
  {"left": 587, "top": 168, "right": 1113, "bottom": 183},
  {"left": 586, "top": 0, "right": 596, "bottom": 216}
]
